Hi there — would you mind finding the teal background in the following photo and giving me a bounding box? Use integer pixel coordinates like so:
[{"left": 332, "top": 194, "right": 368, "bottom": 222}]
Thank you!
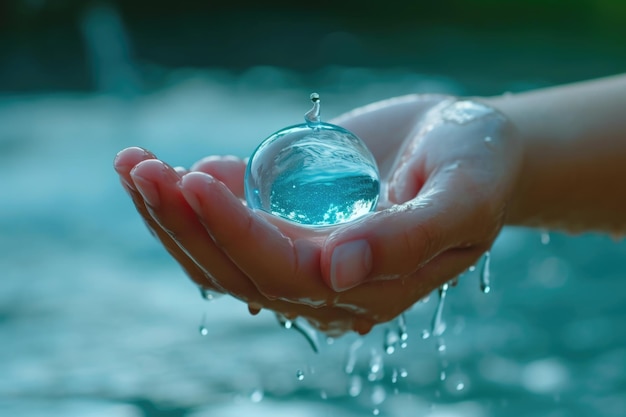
[{"left": 1, "top": 2, "right": 625, "bottom": 416}]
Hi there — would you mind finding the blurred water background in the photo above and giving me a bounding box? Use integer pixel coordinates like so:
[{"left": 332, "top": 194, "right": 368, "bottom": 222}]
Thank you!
[{"left": 1, "top": 1, "right": 626, "bottom": 416}]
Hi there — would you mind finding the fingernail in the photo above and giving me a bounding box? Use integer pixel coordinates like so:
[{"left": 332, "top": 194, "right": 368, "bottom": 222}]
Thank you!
[
  {"left": 180, "top": 172, "right": 217, "bottom": 214},
  {"left": 330, "top": 239, "right": 372, "bottom": 292},
  {"left": 132, "top": 175, "right": 160, "bottom": 208}
]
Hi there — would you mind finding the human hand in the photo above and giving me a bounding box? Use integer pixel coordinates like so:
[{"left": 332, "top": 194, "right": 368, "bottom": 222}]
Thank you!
[{"left": 114, "top": 94, "right": 522, "bottom": 335}]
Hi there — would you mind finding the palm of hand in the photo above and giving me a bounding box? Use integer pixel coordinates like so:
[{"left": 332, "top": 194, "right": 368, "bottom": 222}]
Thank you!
[{"left": 114, "top": 94, "right": 522, "bottom": 335}]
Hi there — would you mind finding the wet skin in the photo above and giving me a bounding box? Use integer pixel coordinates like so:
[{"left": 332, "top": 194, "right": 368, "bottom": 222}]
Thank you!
[{"left": 114, "top": 94, "right": 523, "bottom": 335}]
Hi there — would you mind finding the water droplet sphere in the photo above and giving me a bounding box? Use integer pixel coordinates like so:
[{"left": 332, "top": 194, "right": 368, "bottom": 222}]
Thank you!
[{"left": 245, "top": 93, "right": 380, "bottom": 227}]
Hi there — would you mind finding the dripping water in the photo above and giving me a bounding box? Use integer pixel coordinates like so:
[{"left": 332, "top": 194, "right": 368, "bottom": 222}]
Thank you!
[
  {"left": 480, "top": 251, "right": 491, "bottom": 294},
  {"left": 383, "top": 328, "right": 399, "bottom": 355},
  {"left": 250, "top": 389, "right": 264, "bottom": 403},
  {"left": 348, "top": 375, "right": 363, "bottom": 397},
  {"left": 199, "top": 287, "right": 221, "bottom": 301},
  {"left": 541, "top": 230, "right": 551, "bottom": 245},
  {"left": 397, "top": 314, "right": 408, "bottom": 348},
  {"left": 431, "top": 283, "right": 449, "bottom": 337},
  {"left": 198, "top": 313, "right": 208, "bottom": 336},
  {"left": 345, "top": 339, "right": 363, "bottom": 374},
  {"left": 367, "top": 349, "right": 384, "bottom": 382},
  {"left": 275, "top": 314, "right": 320, "bottom": 353}
]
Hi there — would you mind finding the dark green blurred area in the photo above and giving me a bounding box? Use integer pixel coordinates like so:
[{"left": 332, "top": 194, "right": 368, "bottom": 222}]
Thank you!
[{"left": 1, "top": 0, "right": 625, "bottom": 93}]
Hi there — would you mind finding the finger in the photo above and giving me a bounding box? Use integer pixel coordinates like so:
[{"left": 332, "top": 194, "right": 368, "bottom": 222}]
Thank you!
[
  {"left": 191, "top": 155, "right": 247, "bottom": 199},
  {"left": 179, "top": 171, "right": 337, "bottom": 307},
  {"left": 130, "top": 159, "right": 255, "bottom": 298},
  {"left": 134, "top": 164, "right": 361, "bottom": 329},
  {"left": 114, "top": 148, "right": 221, "bottom": 292}
]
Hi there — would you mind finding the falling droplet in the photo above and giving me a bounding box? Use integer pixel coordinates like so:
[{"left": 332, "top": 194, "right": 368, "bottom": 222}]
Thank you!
[
  {"left": 345, "top": 339, "right": 363, "bottom": 375},
  {"left": 391, "top": 368, "right": 399, "bottom": 384},
  {"left": 384, "top": 328, "right": 399, "bottom": 355},
  {"left": 540, "top": 230, "right": 551, "bottom": 245},
  {"left": 480, "top": 251, "right": 491, "bottom": 294},
  {"left": 468, "top": 265, "right": 476, "bottom": 272},
  {"left": 431, "top": 283, "right": 449, "bottom": 337},
  {"left": 275, "top": 314, "right": 320, "bottom": 353},
  {"left": 397, "top": 314, "right": 408, "bottom": 348},
  {"left": 484, "top": 136, "right": 493, "bottom": 143},
  {"left": 421, "top": 329, "right": 431, "bottom": 340},
  {"left": 440, "top": 370, "right": 447, "bottom": 381},
  {"left": 348, "top": 375, "right": 363, "bottom": 397},
  {"left": 198, "top": 313, "right": 208, "bottom": 336},
  {"left": 456, "top": 382, "right": 465, "bottom": 391},
  {"left": 250, "top": 389, "right": 264, "bottom": 403},
  {"left": 368, "top": 349, "right": 384, "bottom": 382},
  {"left": 437, "top": 339, "right": 447, "bottom": 352},
  {"left": 296, "top": 369, "right": 305, "bottom": 381},
  {"left": 399, "top": 369, "right": 408, "bottom": 378},
  {"left": 198, "top": 287, "right": 221, "bottom": 301},
  {"left": 371, "top": 385, "right": 386, "bottom": 405},
  {"left": 449, "top": 276, "right": 459, "bottom": 287},
  {"left": 276, "top": 313, "right": 293, "bottom": 329},
  {"left": 248, "top": 302, "right": 262, "bottom": 316},
  {"left": 372, "top": 409, "right": 380, "bottom": 416}
]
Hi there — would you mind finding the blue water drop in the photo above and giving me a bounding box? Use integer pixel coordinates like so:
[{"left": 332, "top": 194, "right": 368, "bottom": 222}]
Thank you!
[{"left": 245, "top": 93, "right": 380, "bottom": 227}]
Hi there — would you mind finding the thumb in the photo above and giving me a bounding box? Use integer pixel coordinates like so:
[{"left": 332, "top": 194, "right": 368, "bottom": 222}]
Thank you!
[{"left": 320, "top": 170, "right": 487, "bottom": 292}]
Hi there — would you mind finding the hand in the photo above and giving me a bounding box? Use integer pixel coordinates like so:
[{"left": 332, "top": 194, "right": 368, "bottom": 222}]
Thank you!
[{"left": 114, "top": 94, "right": 522, "bottom": 335}]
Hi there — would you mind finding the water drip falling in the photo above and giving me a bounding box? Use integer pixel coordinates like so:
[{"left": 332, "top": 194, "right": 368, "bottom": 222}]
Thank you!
[
  {"left": 391, "top": 368, "right": 399, "bottom": 384},
  {"left": 541, "top": 230, "right": 551, "bottom": 245},
  {"left": 431, "top": 283, "right": 449, "bottom": 337},
  {"left": 368, "top": 349, "right": 384, "bottom": 382},
  {"left": 384, "top": 328, "right": 400, "bottom": 355},
  {"left": 436, "top": 339, "right": 447, "bottom": 352},
  {"left": 345, "top": 339, "right": 363, "bottom": 374},
  {"left": 480, "top": 251, "right": 491, "bottom": 294},
  {"left": 371, "top": 385, "right": 386, "bottom": 405},
  {"left": 397, "top": 314, "right": 408, "bottom": 348},
  {"left": 250, "top": 389, "right": 264, "bottom": 403},
  {"left": 348, "top": 375, "right": 363, "bottom": 397},
  {"left": 198, "top": 313, "right": 208, "bottom": 336},
  {"left": 275, "top": 314, "right": 320, "bottom": 353},
  {"left": 296, "top": 369, "right": 305, "bottom": 381},
  {"left": 199, "top": 287, "right": 221, "bottom": 302},
  {"left": 248, "top": 302, "right": 262, "bottom": 316}
]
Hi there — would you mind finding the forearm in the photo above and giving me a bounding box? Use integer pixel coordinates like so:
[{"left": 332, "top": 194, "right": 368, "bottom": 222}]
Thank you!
[{"left": 486, "top": 74, "right": 626, "bottom": 233}]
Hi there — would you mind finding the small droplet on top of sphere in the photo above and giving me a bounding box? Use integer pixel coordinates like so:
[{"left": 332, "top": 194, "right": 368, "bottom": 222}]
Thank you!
[{"left": 245, "top": 93, "right": 380, "bottom": 227}]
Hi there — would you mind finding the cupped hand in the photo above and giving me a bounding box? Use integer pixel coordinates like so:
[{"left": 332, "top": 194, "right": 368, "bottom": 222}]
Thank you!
[{"left": 114, "top": 94, "right": 523, "bottom": 335}]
